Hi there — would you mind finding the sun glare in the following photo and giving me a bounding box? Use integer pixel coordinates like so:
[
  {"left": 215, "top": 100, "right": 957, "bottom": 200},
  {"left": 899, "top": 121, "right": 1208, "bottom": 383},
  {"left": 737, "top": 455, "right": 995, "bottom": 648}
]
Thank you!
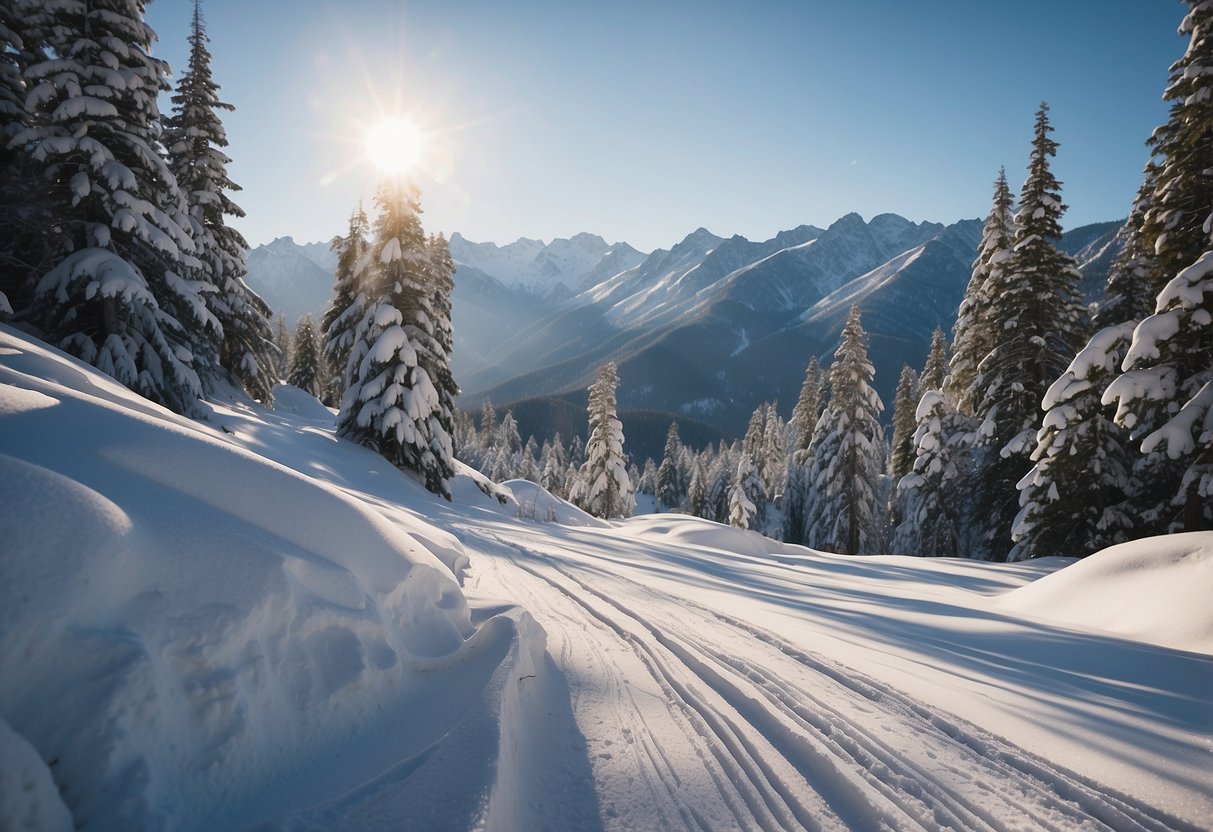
[{"left": 365, "top": 118, "right": 425, "bottom": 177}]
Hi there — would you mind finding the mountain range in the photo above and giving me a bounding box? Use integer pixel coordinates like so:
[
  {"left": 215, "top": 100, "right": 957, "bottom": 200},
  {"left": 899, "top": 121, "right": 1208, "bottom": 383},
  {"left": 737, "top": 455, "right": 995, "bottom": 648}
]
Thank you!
[{"left": 244, "top": 214, "right": 1123, "bottom": 457}]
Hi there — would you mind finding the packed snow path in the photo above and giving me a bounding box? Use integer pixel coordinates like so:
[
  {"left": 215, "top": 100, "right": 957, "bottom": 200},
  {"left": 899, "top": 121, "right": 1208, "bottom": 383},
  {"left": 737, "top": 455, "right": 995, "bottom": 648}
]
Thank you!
[
  {"left": 445, "top": 520, "right": 1205, "bottom": 832},
  {"left": 2, "top": 331, "right": 1210, "bottom": 831}
]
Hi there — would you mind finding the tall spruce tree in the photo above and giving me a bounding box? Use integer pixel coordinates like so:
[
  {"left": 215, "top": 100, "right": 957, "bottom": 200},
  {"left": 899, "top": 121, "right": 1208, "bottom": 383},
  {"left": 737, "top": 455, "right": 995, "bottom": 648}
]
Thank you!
[
  {"left": 1013, "top": 173, "right": 1165, "bottom": 558},
  {"left": 1103, "top": 1, "right": 1213, "bottom": 532},
  {"left": 803, "top": 306, "right": 886, "bottom": 554},
  {"left": 947, "top": 168, "right": 1015, "bottom": 416},
  {"left": 656, "top": 421, "right": 684, "bottom": 510},
  {"left": 425, "top": 231, "right": 459, "bottom": 459},
  {"left": 0, "top": 3, "right": 39, "bottom": 317},
  {"left": 164, "top": 0, "right": 275, "bottom": 403},
  {"left": 1011, "top": 323, "right": 1138, "bottom": 559},
  {"left": 728, "top": 452, "right": 762, "bottom": 530},
  {"left": 783, "top": 356, "right": 827, "bottom": 544},
  {"left": 892, "top": 390, "right": 968, "bottom": 557},
  {"left": 17, "top": 0, "right": 212, "bottom": 416},
  {"left": 323, "top": 203, "right": 370, "bottom": 404},
  {"left": 577, "top": 362, "right": 633, "bottom": 519},
  {"left": 970, "top": 103, "right": 1085, "bottom": 560},
  {"left": 287, "top": 314, "right": 324, "bottom": 398},
  {"left": 337, "top": 179, "right": 454, "bottom": 498},
  {"left": 889, "top": 365, "right": 920, "bottom": 480},
  {"left": 789, "top": 356, "right": 826, "bottom": 463}
]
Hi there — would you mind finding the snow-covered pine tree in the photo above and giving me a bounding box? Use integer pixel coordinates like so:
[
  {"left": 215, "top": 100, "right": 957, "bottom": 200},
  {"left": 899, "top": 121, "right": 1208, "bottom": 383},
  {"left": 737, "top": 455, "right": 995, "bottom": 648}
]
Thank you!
[
  {"left": 889, "top": 365, "right": 919, "bottom": 480},
  {"left": 762, "top": 403, "right": 787, "bottom": 500},
  {"left": 273, "top": 313, "right": 291, "bottom": 378},
  {"left": 337, "top": 179, "right": 454, "bottom": 498},
  {"left": 489, "top": 410, "right": 523, "bottom": 481},
  {"left": 164, "top": 0, "right": 275, "bottom": 404},
  {"left": 728, "top": 450, "right": 766, "bottom": 532},
  {"left": 728, "top": 452, "right": 761, "bottom": 530},
  {"left": 287, "top": 314, "right": 324, "bottom": 398},
  {"left": 519, "top": 438, "right": 540, "bottom": 483},
  {"left": 0, "top": 2, "right": 37, "bottom": 318},
  {"left": 789, "top": 356, "right": 826, "bottom": 459},
  {"left": 17, "top": 0, "right": 213, "bottom": 416},
  {"left": 707, "top": 443, "right": 737, "bottom": 523},
  {"left": 540, "top": 434, "right": 567, "bottom": 495},
  {"left": 1012, "top": 171, "right": 1167, "bottom": 558},
  {"left": 576, "top": 362, "right": 633, "bottom": 519},
  {"left": 947, "top": 168, "right": 1015, "bottom": 416},
  {"left": 919, "top": 327, "right": 949, "bottom": 394},
  {"left": 323, "top": 203, "right": 370, "bottom": 405},
  {"left": 892, "top": 391, "right": 968, "bottom": 557},
  {"left": 971, "top": 103, "right": 1085, "bottom": 560},
  {"left": 687, "top": 456, "right": 709, "bottom": 518},
  {"left": 783, "top": 356, "right": 827, "bottom": 544},
  {"left": 656, "top": 421, "right": 684, "bottom": 510},
  {"left": 425, "top": 231, "right": 459, "bottom": 460},
  {"left": 803, "top": 306, "right": 886, "bottom": 554},
  {"left": 1095, "top": 171, "right": 1158, "bottom": 331},
  {"left": 1102, "top": 1, "right": 1213, "bottom": 532},
  {"left": 1011, "top": 323, "right": 1138, "bottom": 559}
]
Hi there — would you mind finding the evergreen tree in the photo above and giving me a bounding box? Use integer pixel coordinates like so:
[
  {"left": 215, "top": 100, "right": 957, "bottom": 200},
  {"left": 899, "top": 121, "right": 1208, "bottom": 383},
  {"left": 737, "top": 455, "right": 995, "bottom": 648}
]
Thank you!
[
  {"left": 273, "top": 313, "right": 291, "bottom": 379},
  {"left": 0, "top": 3, "right": 40, "bottom": 318},
  {"left": 540, "top": 434, "right": 567, "bottom": 495},
  {"left": 970, "top": 103, "right": 1085, "bottom": 560},
  {"left": 803, "top": 307, "right": 886, "bottom": 554},
  {"left": 656, "top": 421, "right": 684, "bottom": 510},
  {"left": 762, "top": 403, "right": 787, "bottom": 500},
  {"left": 1095, "top": 171, "right": 1158, "bottom": 330},
  {"left": 1012, "top": 323, "right": 1138, "bottom": 559},
  {"left": 728, "top": 452, "right": 760, "bottom": 530},
  {"left": 576, "top": 362, "right": 633, "bottom": 519},
  {"left": 1102, "top": 2, "right": 1213, "bottom": 532},
  {"left": 479, "top": 400, "right": 498, "bottom": 443},
  {"left": 164, "top": 0, "right": 275, "bottom": 403},
  {"left": 17, "top": 0, "right": 212, "bottom": 415},
  {"left": 919, "top": 327, "right": 949, "bottom": 394},
  {"left": 425, "top": 231, "right": 459, "bottom": 461},
  {"left": 784, "top": 356, "right": 826, "bottom": 543},
  {"left": 789, "top": 356, "right": 826, "bottom": 462},
  {"left": 287, "top": 314, "right": 324, "bottom": 398},
  {"left": 892, "top": 391, "right": 969, "bottom": 557},
  {"left": 947, "top": 168, "right": 1015, "bottom": 416},
  {"left": 323, "top": 203, "right": 371, "bottom": 404},
  {"left": 1140, "top": 2, "right": 1213, "bottom": 298},
  {"left": 781, "top": 462, "right": 810, "bottom": 545},
  {"left": 889, "top": 365, "right": 919, "bottom": 479},
  {"left": 687, "top": 457, "right": 709, "bottom": 518},
  {"left": 337, "top": 179, "right": 453, "bottom": 498}
]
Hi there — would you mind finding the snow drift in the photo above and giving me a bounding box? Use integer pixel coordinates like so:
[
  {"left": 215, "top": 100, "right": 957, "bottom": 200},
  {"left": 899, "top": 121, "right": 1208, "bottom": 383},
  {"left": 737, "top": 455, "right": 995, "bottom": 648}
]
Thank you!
[
  {"left": 0, "top": 327, "right": 538, "bottom": 830},
  {"left": 998, "top": 532, "right": 1213, "bottom": 653}
]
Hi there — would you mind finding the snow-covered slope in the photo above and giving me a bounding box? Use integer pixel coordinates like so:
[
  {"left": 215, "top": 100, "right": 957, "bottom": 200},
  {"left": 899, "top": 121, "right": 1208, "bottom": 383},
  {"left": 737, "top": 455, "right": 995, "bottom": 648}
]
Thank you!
[
  {"left": 449, "top": 231, "right": 645, "bottom": 296},
  {"left": 7, "top": 314, "right": 1206, "bottom": 830}
]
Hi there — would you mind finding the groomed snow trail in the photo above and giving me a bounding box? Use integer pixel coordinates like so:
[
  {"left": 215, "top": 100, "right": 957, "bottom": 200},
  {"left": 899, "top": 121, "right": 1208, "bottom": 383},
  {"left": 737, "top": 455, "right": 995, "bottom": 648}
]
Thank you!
[{"left": 454, "top": 521, "right": 1204, "bottom": 832}]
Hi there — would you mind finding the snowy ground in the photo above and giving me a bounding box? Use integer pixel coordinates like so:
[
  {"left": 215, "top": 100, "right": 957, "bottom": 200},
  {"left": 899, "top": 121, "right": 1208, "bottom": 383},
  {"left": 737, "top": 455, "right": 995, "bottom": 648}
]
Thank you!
[{"left": 1, "top": 324, "right": 1211, "bottom": 831}]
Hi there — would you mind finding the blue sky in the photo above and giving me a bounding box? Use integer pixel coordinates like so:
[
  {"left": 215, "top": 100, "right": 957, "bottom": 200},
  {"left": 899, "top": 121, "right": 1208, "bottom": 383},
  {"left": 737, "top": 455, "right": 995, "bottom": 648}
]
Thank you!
[{"left": 146, "top": 1, "right": 1183, "bottom": 252}]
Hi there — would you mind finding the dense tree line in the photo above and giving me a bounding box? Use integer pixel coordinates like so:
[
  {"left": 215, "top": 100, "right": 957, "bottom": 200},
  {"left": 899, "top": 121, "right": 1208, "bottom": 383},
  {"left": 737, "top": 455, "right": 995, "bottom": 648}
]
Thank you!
[{"left": 461, "top": 3, "right": 1210, "bottom": 554}]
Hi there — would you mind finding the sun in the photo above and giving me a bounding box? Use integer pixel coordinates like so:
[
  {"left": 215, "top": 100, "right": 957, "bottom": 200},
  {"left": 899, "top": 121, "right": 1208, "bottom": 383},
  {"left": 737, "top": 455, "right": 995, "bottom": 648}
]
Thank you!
[{"left": 365, "top": 118, "right": 425, "bottom": 177}]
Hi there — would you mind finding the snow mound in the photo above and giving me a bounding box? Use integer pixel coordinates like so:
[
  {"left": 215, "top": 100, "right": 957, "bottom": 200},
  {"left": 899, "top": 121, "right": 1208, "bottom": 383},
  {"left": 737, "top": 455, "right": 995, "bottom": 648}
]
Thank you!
[
  {"left": 503, "top": 479, "right": 608, "bottom": 527},
  {"left": 998, "top": 532, "right": 1213, "bottom": 653},
  {"left": 620, "top": 513, "right": 797, "bottom": 558},
  {"left": 271, "top": 382, "right": 336, "bottom": 421},
  {"left": 0, "top": 718, "right": 73, "bottom": 832},
  {"left": 0, "top": 326, "right": 523, "bottom": 829}
]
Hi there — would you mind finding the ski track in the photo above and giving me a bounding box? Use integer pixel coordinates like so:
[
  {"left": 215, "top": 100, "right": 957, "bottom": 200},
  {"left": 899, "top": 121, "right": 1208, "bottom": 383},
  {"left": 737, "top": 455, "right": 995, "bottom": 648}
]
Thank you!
[{"left": 459, "top": 523, "right": 1200, "bottom": 832}]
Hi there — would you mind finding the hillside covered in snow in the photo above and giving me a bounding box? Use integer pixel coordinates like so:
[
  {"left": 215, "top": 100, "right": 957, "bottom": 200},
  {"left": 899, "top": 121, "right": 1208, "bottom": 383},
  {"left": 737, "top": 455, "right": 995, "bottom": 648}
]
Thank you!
[{"left": 2, "top": 326, "right": 1210, "bottom": 831}]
